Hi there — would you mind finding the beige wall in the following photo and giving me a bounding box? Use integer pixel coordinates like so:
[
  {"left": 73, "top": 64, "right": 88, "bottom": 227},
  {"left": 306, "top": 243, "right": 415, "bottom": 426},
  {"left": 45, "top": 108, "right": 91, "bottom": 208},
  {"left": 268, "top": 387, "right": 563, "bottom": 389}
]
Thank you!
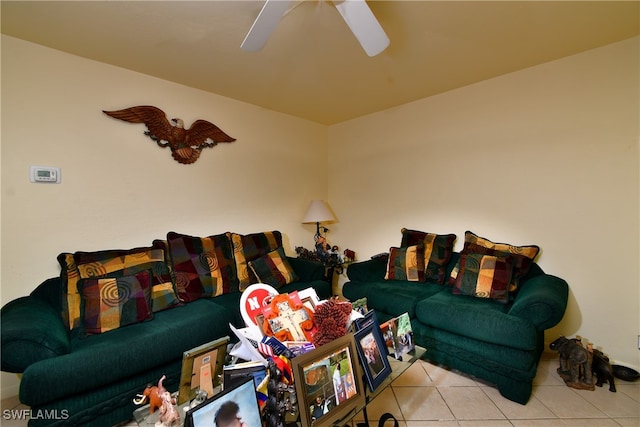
[
  {"left": 328, "top": 36, "right": 639, "bottom": 371},
  {"left": 0, "top": 36, "right": 328, "bottom": 396}
]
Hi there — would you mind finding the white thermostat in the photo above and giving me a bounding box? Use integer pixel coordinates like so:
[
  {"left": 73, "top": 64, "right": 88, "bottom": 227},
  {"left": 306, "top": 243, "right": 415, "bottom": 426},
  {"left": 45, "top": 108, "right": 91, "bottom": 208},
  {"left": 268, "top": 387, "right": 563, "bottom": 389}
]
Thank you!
[{"left": 30, "top": 166, "right": 61, "bottom": 183}]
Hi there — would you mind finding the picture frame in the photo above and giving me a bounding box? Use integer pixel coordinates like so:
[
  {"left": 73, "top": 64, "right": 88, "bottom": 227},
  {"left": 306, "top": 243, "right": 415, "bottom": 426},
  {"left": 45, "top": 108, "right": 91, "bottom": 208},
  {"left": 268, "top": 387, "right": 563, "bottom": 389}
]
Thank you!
[
  {"left": 354, "top": 309, "right": 378, "bottom": 331},
  {"left": 184, "top": 378, "right": 262, "bottom": 427},
  {"left": 351, "top": 297, "right": 368, "bottom": 315},
  {"left": 178, "top": 336, "right": 230, "bottom": 405},
  {"left": 291, "top": 334, "right": 365, "bottom": 427},
  {"left": 223, "top": 360, "right": 267, "bottom": 391},
  {"left": 353, "top": 316, "right": 392, "bottom": 392}
]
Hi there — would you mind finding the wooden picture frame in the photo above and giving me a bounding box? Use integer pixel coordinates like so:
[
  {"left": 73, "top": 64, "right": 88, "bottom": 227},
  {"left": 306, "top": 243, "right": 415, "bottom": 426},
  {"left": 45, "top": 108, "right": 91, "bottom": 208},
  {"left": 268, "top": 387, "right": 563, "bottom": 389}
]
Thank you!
[
  {"left": 353, "top": 316, "right": 392, "bottom": 392},
  {"left": 291, "top": 334, "right": 365, "bottom": 427},
  {"left": 178, "top": 336, "right": 230, "bottom": 404}
]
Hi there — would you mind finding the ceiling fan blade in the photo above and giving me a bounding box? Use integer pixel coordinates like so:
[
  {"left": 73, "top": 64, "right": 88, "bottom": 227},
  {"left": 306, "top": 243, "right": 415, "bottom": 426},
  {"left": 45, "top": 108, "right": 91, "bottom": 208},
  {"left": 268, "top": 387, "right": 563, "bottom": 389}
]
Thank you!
[
  {"left": 334, "top": 0, "right": 389, "bottom": 57},
  {"left": 241, "top": 0, "right": 293, "bottom": 51}
]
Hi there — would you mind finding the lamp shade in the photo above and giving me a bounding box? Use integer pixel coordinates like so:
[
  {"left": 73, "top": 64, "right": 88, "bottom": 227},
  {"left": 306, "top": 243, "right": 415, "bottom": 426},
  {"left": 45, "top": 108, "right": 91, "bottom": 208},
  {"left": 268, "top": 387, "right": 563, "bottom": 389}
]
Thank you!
[{"left": 302, "top": 200, "right": 336, "bottom": 224}]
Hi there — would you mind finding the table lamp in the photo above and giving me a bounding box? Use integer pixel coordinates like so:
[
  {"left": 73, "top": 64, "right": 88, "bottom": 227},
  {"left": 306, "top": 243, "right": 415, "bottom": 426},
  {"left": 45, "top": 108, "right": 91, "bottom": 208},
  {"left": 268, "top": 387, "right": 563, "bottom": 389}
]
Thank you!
[{"left": 302, "top": 200, "right": 336, "bottom": 243}]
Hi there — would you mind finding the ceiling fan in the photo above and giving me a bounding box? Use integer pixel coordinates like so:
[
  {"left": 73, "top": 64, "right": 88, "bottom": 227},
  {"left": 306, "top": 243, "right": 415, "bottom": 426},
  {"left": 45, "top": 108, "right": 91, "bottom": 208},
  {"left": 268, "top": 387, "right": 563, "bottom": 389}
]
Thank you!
[{"left": 241, "top": 0, "right": 390, "bottom": 57}]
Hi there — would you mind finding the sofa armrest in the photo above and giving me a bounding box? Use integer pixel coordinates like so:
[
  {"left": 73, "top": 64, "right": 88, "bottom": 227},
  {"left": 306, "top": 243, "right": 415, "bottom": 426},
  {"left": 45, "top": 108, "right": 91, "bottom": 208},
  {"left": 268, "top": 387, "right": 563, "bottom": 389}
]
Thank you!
[
  {"left": 287, "top": 257, "right": 325, "bottom": 282},
  {"left": 508, "top": 274, "right": 569, "bottom": 330},
  {"left": 1, "top": 296, "right": 71, "bottom": 373},
  {"left": 346, "top": 256, "right": 388, "bottom": 282}
]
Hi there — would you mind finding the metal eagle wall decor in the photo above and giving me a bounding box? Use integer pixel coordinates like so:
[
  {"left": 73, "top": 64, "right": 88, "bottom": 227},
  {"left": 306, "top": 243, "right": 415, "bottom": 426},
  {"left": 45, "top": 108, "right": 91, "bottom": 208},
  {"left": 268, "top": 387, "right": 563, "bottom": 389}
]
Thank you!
[{"left": 103, "top": 105, "right": 236, "bottom": 164}]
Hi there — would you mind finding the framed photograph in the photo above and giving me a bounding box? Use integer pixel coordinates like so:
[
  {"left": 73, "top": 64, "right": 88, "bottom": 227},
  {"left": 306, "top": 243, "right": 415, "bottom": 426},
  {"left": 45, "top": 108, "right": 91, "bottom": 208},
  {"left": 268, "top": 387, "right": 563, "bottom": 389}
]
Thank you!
[
  {"left": 351, "top": 297, "right": 368, "bottom": 315},
  {"left": 395, "top": 312, "right": 415, "bottom": 355},
  {"left": 354, "top": 309, "right": 378, "bottom": 331},
  {"left": 291, "top": 334, "right": 365, "bottom": 427},
  {"left": 178, "top": 336, "right": 230, "bottom": 404},
  {"left": 184, "top": 378, "right": 262, "bottom": 427},
  {"left": 353, "top": 318, "right": 392, "bottom": 392},
  {"left": 223, "top": 360, "right": 267, "bottom": 391}
]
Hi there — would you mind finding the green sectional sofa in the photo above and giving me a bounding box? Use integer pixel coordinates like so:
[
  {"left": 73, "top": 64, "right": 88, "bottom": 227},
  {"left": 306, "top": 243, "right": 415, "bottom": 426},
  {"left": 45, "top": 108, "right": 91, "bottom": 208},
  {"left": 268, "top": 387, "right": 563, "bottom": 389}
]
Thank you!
[
  {"left": 1, "top": 230, "right": 331, "bottom": 427},
  {"left": 342, "top": 229, "right": 568, "bottom": 405}
]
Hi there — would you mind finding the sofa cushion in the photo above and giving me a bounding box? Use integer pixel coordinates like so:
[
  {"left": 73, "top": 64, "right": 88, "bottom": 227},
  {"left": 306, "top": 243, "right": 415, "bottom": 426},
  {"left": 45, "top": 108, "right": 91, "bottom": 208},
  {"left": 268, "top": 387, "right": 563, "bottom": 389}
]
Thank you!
[
  {"left": 79, "top": 271, "right": 154, "bottom": 334},
  {"left": 248, "top": 247, "right": 299, "bottom": 287},
  {"left": 400, "top": 228, "right": 456, "bottom": 284},
  {"left": 166, "top": 231, "right": 239, "bottom": 302},
  {"left": 450, "top": 253, "right": 514, "bottom": 303},
  {"left": 415, "top": 291, "right": 537, "bottom": 350},
  {"left": 231, "top": 231, "right": 283, "bottom": 291},
  {"left": 457, "top": 231, "right": 539, "bottom": 292},
  {"left": 342, "top": 281, "right": 445, "bottom": 319},
  {"left": 385, "top": 245, "right": 426, "bottom": 282}
]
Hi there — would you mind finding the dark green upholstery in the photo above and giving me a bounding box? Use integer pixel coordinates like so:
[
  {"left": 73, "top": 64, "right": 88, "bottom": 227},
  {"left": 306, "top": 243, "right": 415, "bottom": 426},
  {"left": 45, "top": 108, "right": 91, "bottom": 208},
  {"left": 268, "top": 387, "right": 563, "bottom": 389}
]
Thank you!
[
  {"left": 343, "top": 251, "right": 568, "bottom": 405},
  {"left": 1, "top": 297, "right": 71, "bottom": 373},
  {"left": 1, "top": 254, "right": 330, "bottom": 427}
]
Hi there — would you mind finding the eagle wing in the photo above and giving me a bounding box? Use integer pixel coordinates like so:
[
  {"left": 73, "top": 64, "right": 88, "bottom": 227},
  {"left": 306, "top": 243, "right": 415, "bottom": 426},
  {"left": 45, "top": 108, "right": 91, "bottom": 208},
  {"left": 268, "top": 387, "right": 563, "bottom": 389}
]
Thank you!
[
  {"left": 186, "top": 120, "right": 236, "bottom": 147},
  {"left": 103, "top": 106, "right": 175, "bottom": 143}
]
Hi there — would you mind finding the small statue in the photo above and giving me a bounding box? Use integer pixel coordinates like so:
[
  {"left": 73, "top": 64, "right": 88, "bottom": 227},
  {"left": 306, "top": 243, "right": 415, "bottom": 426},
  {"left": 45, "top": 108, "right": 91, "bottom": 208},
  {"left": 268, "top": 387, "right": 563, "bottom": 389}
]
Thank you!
[
  {"left": 343, "top": 249, "right": 356, "bottom": 262},
  {"left": 591, "top": 347, "right": 616, "bottom": 392},
  {"left": 550, "top": 336, "right": 594, "bottom": 390},
  {"left": 134, "top": 384, "right": 163, "bottom": 414},
  {"left": 133, "top": 375, "right": 180, "bottom": 427}
]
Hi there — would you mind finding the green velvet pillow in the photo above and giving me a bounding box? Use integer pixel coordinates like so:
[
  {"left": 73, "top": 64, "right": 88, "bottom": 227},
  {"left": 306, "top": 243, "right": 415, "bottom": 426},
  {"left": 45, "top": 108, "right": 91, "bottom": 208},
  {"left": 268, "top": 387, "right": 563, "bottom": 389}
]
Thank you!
[
  {"left": 79, "top": 270, "right": 153, "bottom": 334},
  {"left": 450, "top": 253, "right": 514, "bottom": 303},
  {"left": 231, "top": 231, "right": 283, "bottom": 291},
  {"left": 400, "top": 228, "right": 456, "bottom": 284},
  {"left": 461, "top": 231, "right": 539, "bottom": 292},
  {"left": 166, "top": 231, "right": 238, "bottom": 302},
  {"left": 248, "top": 247, "right": 299, "bottom": 288},
  {"left": 385, "top": 245, "right": 426, "bottom": 282}
]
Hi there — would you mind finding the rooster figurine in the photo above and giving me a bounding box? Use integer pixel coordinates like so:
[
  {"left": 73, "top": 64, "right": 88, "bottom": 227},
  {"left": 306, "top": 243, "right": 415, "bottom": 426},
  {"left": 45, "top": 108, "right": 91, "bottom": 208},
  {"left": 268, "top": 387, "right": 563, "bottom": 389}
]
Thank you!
[{"left": 103, "top": 106, "right": 236, "bottom": 164}]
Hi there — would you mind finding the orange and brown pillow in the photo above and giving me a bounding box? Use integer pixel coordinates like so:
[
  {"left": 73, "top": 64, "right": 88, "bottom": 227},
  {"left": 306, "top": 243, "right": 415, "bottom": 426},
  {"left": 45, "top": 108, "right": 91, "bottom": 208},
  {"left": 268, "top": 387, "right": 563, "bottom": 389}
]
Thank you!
[
  {"left": 385, "top": 245, "right": 426, "bottom": 282},
  {"left": 458, "top": 231, "right": 539, "bottom": 292},
  {"left": 248, "top": 247, "right": 299, "bottom": 288},
  {"left": 231, "top": 231, "right": 283, "bottom": 291},
  {"left": 79, "top": 270, "right": 153, "bottom": 334},
  {"left": 400, "top": 228, "right": 456, "bottom": 284},
  {"left": 165, "top": 231, "right": 238, "bottom": 302},
  {"left": 450, "top": 253, "right": 514, "bottom": 303},
  {"left": 59, "top": 245, "right": 178, "bottom": 330}
]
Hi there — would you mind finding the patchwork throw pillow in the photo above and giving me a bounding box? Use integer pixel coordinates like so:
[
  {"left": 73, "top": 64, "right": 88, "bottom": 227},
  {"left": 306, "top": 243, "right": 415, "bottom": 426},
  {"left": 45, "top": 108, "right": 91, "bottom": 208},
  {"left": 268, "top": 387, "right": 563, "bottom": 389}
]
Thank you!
[
  {"left": 248, "top": 247, "right": 299, "bottom": 288},
  {"left": 75, "top": 246, "right": 179, "bottom": 312},
  {"left": 385, "top": 245, "right": 426, "bottom": 282},
  {"left": 460, "top": 231, "right": 539, "bottom": 292},
  {"left": 400, "top": 228, "right": 456, "bottom": 284},
  {"left": 450, "top": 253, "right": 514, "bottom": 303},
  {"left": 79, "top": 270, "right": 153, "bottom": 334},
  {"left": 231, "top": 231, "right": 283, "bottom": 291},
  {"left": 166, "top": 231, "right": 238, "bottom": 302},
  {"left": 60, "top": 245, "right": 179, "bottom": 330}
]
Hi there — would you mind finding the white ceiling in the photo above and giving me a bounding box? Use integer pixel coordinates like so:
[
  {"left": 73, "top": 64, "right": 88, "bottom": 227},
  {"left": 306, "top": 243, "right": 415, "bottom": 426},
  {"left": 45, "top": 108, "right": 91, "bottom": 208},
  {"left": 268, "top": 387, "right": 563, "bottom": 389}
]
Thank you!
[{"left": 2, "top": 1, "right": 638, "bottom": 125}]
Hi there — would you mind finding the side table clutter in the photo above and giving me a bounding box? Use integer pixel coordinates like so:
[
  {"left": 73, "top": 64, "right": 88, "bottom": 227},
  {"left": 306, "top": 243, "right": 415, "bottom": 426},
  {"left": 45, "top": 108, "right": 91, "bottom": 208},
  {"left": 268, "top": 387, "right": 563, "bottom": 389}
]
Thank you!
[{"left": 133, "top": 283, "right": 419, "bottom": 427}]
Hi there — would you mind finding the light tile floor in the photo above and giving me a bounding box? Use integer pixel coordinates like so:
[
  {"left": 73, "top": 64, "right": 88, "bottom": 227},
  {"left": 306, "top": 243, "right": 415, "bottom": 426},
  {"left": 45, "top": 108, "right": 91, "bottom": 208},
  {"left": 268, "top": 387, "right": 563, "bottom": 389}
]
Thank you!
[{"left": 2, "top": 355, "right": 638, "bottom": 426}]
